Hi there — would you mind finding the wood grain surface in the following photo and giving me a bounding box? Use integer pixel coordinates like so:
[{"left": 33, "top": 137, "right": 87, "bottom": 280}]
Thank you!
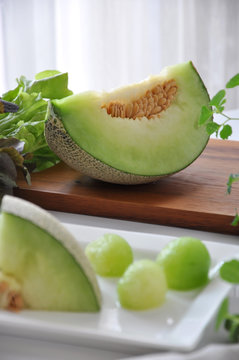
[{"left": 15, "top": 139, "right": 239, "bottom": 235}]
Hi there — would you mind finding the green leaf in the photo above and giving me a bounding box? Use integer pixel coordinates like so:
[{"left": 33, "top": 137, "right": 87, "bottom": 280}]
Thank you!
[
  {"left": 221, "top": 98, "right": 227, "bottom": 105},
  {"left": 217, "top": 105, "right": 225, "bottom": 113},
  {"left": 227, "top": 317, "right": 239, "bottom": 342},
  {"left": 231, "top": 212, "right": 239, "bottom": 227},
  {"left": 16, "top": 76, "right": 32, "bottom": 93},
  {"left": 220, "top": 260, "right": 239, "bottom": 283},
  {"left": 226, "top": 73, "right": 239, "bottom": 88},
  {"left": 34, "top": 70, "right": 61, "bottom": 80},
  {"left": 28, "top": 72, "right": 73, "bottom": 99},
  {"left": 1, "top": 85, "right": 21, "bottom": 102},
  {"left": 209, "top": 89, "right": 226, "bottom": 109},
  {"left": 215, "top": 297, "right": 229, "bottom": 331},
  {"left": 27, "top": 146, "right": 60, "bottom": 172},
  {"left": 220, "top": 124, "right": 232, "bottom": 139},
  {"left": 222, "top": 307, "right": 239, "bottom": 342},
  {"left": 206, "top": 122, "right": 220, "bottom": 135},
  {"left": 0, "top": 69, "right": 71, "bottom": 172},
  {"left": 227, "top": 173, "right": 239, "bottom": 194},
  {"left": 198, "top": 105, "right": 213, "bottom": 125}
]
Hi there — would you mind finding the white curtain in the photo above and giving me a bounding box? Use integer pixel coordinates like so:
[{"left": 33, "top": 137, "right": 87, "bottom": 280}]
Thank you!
[{"left": 1, "top": 0, "right": 239, "bottom": 109}]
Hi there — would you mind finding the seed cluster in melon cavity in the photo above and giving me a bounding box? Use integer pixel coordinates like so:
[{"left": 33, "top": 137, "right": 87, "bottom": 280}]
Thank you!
[
  {"left": 102, "top": 79, "right": 177, "bottom": 120},
  {"left": 0, "top": 280, "right": 24, "bottom": 312}
]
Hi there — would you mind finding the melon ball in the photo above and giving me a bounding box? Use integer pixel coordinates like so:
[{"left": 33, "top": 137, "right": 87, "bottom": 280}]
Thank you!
[
  {"left": 117, "top": 259, "right": 167, "bottom": 310},
  {"left": 85, "top": 233, "right": 133, "bottom": 277},
  {"left": 156, "top": 237, "right": 211, "bottom": 291}
]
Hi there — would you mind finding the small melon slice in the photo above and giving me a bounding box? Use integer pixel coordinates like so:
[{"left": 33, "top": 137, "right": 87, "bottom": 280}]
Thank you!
[
  {"left": 45, "top": 61, "right": 211, "bottom": 184},
  {"left": 0, "top": 195, "right": 101, "bottom": 312}
]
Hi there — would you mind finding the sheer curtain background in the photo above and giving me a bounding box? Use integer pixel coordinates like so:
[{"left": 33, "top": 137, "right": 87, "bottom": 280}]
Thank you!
[{"left": 0, "top": 0, "right": 239, "bottom": 109}]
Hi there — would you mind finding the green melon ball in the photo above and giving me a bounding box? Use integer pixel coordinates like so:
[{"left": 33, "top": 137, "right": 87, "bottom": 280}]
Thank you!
[
  {"left": 117, "top": 259, "right": 167, "bottom": 310},
  {"left": 156, "top": 237, "right": 211, "bottom": 291},
  {"left": 85, "top": 233, "right": 133, "bottom": 277}
]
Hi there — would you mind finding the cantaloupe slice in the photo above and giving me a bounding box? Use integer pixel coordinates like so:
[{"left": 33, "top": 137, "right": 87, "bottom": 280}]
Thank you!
[
  {"left": 0, "top": 195, "right": 101, "bottom": 312},
  {"left": 45, "top": 61, "right": 211, "bottom": 184}
]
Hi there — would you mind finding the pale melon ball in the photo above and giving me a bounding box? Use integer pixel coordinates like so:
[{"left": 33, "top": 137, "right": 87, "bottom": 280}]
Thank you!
[
  {"left": 117, "top": 259, "right": 167, "bottom": 310},
  {"left": 85, "top": 233, "right": 133, "bottom": 277},
  {"left": 156, "top": 237, "right": 211, "bottom": 290}
]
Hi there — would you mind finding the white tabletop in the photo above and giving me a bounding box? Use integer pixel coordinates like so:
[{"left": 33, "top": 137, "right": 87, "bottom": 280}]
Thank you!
[{"left": 0, "top": 110, "right": 238, "bottom": 360}]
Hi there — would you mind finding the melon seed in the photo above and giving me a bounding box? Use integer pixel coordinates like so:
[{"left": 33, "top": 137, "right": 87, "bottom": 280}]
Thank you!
[{"left": 102, "top": 79, "right": 177, "bottom": 120}]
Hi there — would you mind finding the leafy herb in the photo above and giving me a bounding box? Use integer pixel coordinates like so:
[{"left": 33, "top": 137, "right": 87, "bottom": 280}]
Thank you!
[
  {"left": 215, "top": 297, "right": 229, "bottom": 331},
  {"left": 215, "top": 260, "right": 239, "bottom": 342},
  {"left": 209, "top": 73, "right": 239, "bottom": 342},
  {"left": 198, "top": 105, "right": 213, "bottom": 125},
  {"left": 206, "top": 121, "right": 220, "bottom": 136},
  {"left": 231, "top": 211, "right": 239, "bottom": 227},
  {"left": 226, "top": 173, "right": 239, "bottom": 226},
  {"left": 216, "top": 297, "right": 239, "bottom": 342},
  {"left": 225, "top": 315, "right": 239, "bottom": 342},
  {"left": 227, "top": 173, "right": 239, "bottom": 194},
  {"left": 0, "top": 70, "right": 73, "bottom": 172},
  {"left": 220, "top": 260, "right": 239, "bottom": 283},
  {"left": 199, "top": 74, "right": 239, "bottom": 227},
  {"left": 209, "top": 89, "right": 226, "bottom": 112},
  {"left": 226, "top": 74, "right": 239, "bottom": 89},
  {"left": 199, "top": 73, "right": 239, "bottom": 140},
  {"left": 220, "top": 124, "right": 233, "bottom": 140}
]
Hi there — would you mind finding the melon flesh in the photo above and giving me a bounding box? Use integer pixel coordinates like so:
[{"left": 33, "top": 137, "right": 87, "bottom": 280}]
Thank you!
[
  {"left": 0, "top": 196, "right": 101, "bottom": 312},
  {"left": 50, "top": 61, "right": 211, "bottom": 176}
]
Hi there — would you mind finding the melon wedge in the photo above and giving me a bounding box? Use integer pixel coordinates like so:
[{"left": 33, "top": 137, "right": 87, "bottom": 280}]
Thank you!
[
  {"left": 45, "top": 61, "right": 211, "bottom": 184},
  {"left": 0, "top": 195, "right": 101, "bottom": 312}
]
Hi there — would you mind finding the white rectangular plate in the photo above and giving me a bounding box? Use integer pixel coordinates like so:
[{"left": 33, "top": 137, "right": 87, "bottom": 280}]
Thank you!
[{"left": 0, "top": 223, "right": 237, "bottom": 353}]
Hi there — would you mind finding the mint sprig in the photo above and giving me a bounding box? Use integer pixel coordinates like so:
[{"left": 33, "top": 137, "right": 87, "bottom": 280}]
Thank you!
[
  {"left": 215, "top": 297, "right": 229, "bottom": 331},
  {"left": 215, "top": 260, "right": 239, "bottom": 342},
  {"left": 220, "top": 260, "right": 239, "bottom": 283},
  {"left": 226, "top": 74, "right": 239, "bottom": 89},
  {"left": 210, "top": 73, "right": 239, "bottom": 342},
  {"left": 231, "top": 212, "right": 239, "bottom": 227},
  {"left": 216, "top": 297, "right": 239, "bottom": 343},
  {"left": 199, "top": 74, "right": 239, "bottom": 227},
  {"left": 210, "top": 89, "right": 226, "bottom": 112},
  {"left": 199, "top": 73, "right": 239, "bottom": 140},
  {"left": 227, "top": 174, "right": 239, "bottom": 195},
  {"left": 226, "top": 173, "right": 239, "bottom": 226}
]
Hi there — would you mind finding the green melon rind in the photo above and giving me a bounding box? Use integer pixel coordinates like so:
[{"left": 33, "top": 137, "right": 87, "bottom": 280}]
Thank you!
[{"left": 0, "top": 195, "right": 101, "bottom": 308}]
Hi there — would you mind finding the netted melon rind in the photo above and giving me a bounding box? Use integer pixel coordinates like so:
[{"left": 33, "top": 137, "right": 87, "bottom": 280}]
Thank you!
[{"left": 45, "top": 105, "right": 164, "bottom": 185}]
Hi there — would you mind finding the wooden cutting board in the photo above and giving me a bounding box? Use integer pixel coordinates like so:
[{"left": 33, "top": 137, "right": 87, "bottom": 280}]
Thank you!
[{"left": 14, "top": 139, "right": 239, "bottom": 235}]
